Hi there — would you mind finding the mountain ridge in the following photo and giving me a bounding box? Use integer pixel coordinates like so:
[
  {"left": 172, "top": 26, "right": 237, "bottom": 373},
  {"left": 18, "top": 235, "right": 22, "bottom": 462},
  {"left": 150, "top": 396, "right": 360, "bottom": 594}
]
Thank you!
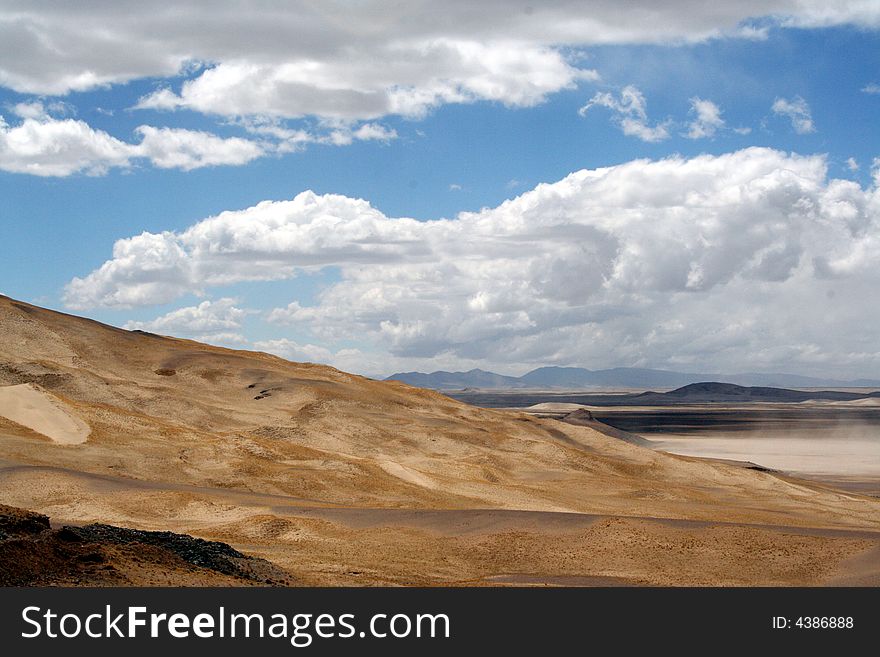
[{"left": 387, "top": 365, "right": 880, "bottom": 390}]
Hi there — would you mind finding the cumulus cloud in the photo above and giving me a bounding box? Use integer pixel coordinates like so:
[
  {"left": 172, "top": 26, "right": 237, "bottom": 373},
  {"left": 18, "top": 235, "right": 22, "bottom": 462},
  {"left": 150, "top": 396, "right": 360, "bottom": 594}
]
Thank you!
[
  {"left": 0, "top": 109, "right": 267, "bottom": 176},
  {"left": 124, "top": 298, "right": 248, "bottom": 334},
  {"left": 133, "top": 126, "right": 265, "bottom": 170},
  {"left": 135, "top": 43, "right": 596, "bottom": 121},
  {"left": 0, "top": 113, "right": 133, "bottom": 176},
  {"left": 684, "top": 97, "right": 725, "bottom": 139},
  {"left": 772, "top": 96, "right": 816, "bottom": 134},
  {"left": 580, "top": 86, "right": 670, "bottom": 142},
  {"left": 862, "top": 83, "right": 880, "bottom": 94},
  {"left": 66, "top": 148, "right": 880, "bottom": 377},
  {"left": 0, "top": 2, "right": 876, "bottom": 120},
  {"left": 124, "top": 298, "right": 251, "bottom": 348},
  {"left": 252, "top": 337, "right": 479, "bottom": 378},
  {"left": 252, "top": 338, "right": 336, "bottom": 364},
  {"left": 847, "top": 157, "right": 859, "bottom": 172},
  {"left": 64, "top": 192, "right": 432, "bottom": 308}
]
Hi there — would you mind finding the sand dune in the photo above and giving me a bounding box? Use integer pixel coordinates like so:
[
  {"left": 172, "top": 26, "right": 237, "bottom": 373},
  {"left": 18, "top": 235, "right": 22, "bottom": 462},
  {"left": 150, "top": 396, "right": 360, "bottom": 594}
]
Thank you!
[
  {"left": 0, "top": 383, "right": 90, "bottom": 444},
  {"left": 525, "top": 402, "right": 593, "bottom": 412},
  {"left": 0, "top": 293, "right": 878, "bottom": 585}
]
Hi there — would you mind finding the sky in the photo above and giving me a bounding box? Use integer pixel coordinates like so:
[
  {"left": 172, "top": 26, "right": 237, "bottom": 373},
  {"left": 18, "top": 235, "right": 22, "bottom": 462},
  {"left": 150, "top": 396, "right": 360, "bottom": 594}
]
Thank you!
[{"left": 1, "top": 1, "right": 879, "bottom": 379}]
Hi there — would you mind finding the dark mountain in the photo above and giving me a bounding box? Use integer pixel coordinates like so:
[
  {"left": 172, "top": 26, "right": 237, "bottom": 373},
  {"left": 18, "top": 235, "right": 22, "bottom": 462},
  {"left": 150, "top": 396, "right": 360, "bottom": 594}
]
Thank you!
[
  {"left": 639, "top": 382, "right": 879, "bottom": 404},
  {"left": 387, "top": 366, "right": 880, "bottom": 390}
]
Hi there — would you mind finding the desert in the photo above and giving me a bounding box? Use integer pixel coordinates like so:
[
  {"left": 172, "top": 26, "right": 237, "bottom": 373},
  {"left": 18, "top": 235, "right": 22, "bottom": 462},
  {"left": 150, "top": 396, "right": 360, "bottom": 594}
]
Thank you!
[{"left": 0, "top": 294, "right": 878, "bottom": 586}]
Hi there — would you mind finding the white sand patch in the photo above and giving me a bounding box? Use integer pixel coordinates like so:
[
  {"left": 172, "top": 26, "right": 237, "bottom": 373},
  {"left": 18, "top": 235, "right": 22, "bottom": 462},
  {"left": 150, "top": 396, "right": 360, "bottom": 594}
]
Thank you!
[
  {"left": 525, "top": 402, "right": 592, "bottom": 412},
  {"left": 378, "top": 459, "right": 438, "bottom": 489},
  {"left": 838, "top": 398, "right": 880, "bottom": 407},
  {"left": 0, "top": 383, "right": 90, "bottom": 444}
]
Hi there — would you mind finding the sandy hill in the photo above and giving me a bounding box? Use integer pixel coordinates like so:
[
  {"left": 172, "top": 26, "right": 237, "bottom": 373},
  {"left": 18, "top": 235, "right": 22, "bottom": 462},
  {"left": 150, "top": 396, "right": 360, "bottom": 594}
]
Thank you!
[{"left": 0, "top": 294, "right": 878, "bottom": 586}]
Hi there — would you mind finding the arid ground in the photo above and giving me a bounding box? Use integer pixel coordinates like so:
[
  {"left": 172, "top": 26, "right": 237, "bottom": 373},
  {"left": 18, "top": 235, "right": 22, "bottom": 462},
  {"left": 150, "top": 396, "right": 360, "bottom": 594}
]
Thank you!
[{"left": 1, "top": 295, "right": 878, "bottom": 586}]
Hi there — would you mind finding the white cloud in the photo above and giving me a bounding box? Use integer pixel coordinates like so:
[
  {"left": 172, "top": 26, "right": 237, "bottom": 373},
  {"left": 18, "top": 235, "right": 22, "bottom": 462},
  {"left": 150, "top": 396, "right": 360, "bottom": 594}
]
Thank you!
[
  {"left": 847, "top": 157, "right": 859, "bottom": 171},
  {"left": 133, "top": 126, "right": 265, "bottom": 170},
  {"left": 68, "top": 148, "right": 880, "bottom": 378},
  {"left": 135, "top": 43, "right": 596, "bottom": 121},
  {"left": 862, "top": 83, "right": 880, "bottom": 94},
  {"left": 351, "top": 123, "right": 397, "bottom": 142},
  {"left": 196, "top": 332, "right": 248, "bottom": 347},
  {"left": 0, "top": 112, "right": 268, "bottom": 176},
  {"left": 771, "top": 96, "right": 816, "bottom": 134},
  {"left": 1, "top": 2, "right": 876, "bottom": 120},
  {"left": 735, "top": 24, "right": 770, "bottom": 40},
  {"left": 0, "top": 96, "right": 404, "bottom": 177},
  {"left": 251, "top": 337, "right": 471, "bottom": 378},
  {"left": 321, "top": 122, "right": 398, "bottom": 146},
  {"left": 580, "top": 86, "right": 670, "bottom": 142},
  {"left": 0, "top": 114, "right": 133, "bottom": 176},
  {"left": 779, "top": 4, "right": 880, "bottom": 30},
  {"left": 124, "top": 298, "right": 248, "bottom": 334},
  {"left": 124, "top": 298, "right": 252, "bottom": 349},
  {"left": 252, "top": 338, "right": 335, "bottom": 364},
  {"left": 449, "top": 183, "right": 463, "bottom": 191},
  {"left": 10, "top": 101, "right": 48, "bottom": 119},
  {"left": 684, "top": 97, "right": 724, "bottom": 139}
]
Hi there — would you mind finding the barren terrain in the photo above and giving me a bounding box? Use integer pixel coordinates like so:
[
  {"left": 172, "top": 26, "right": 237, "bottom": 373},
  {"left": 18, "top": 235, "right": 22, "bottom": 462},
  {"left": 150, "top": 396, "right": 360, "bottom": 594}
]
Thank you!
[{"left": 0, "top": 295, "right": 878, "bottom": 586}]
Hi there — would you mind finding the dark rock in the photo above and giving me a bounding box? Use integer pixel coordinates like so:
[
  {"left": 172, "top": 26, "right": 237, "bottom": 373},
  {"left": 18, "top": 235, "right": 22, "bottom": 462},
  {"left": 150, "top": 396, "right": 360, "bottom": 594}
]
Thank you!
[
  {"left": 0, "top": 505, "right": 50, "bottom": 537},
  {"left": 61, "top": 523, "right": 250, "bottom": 577},
  {"left": 561, "top": 408, "right": 594, "bottom": 423}
]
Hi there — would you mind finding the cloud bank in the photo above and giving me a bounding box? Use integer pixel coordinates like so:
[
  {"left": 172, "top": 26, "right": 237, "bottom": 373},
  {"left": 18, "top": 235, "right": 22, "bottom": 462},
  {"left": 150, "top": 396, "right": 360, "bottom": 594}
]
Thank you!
[
  {"left": 1, "top": 3, "right": 875, "bottom": 176},
  {"left": 1, "top": 1, "right": 877, "bottom": 118},
  {"left": 65, "top": 148, "right": 880, "bottom": 377}
]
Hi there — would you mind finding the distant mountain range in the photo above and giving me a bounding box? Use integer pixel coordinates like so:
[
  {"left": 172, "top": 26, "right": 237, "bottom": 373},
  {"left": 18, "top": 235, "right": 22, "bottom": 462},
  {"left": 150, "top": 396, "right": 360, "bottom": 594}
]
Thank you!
[
  {"left": 448, "top": 382, "right": 880, "bottom": 409},
  {"left": 385, "top": 366, "right": 880, "bottom": 390},
  {"left": 627, "top": 382, "right": 880, "bottom": 405}
]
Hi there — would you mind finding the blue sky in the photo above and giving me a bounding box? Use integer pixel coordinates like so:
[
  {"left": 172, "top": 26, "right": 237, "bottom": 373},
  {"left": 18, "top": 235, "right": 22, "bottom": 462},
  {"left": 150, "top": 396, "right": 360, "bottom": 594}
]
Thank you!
[{"left": 1, "top": 3, "right": 879, "bottom": 378}]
